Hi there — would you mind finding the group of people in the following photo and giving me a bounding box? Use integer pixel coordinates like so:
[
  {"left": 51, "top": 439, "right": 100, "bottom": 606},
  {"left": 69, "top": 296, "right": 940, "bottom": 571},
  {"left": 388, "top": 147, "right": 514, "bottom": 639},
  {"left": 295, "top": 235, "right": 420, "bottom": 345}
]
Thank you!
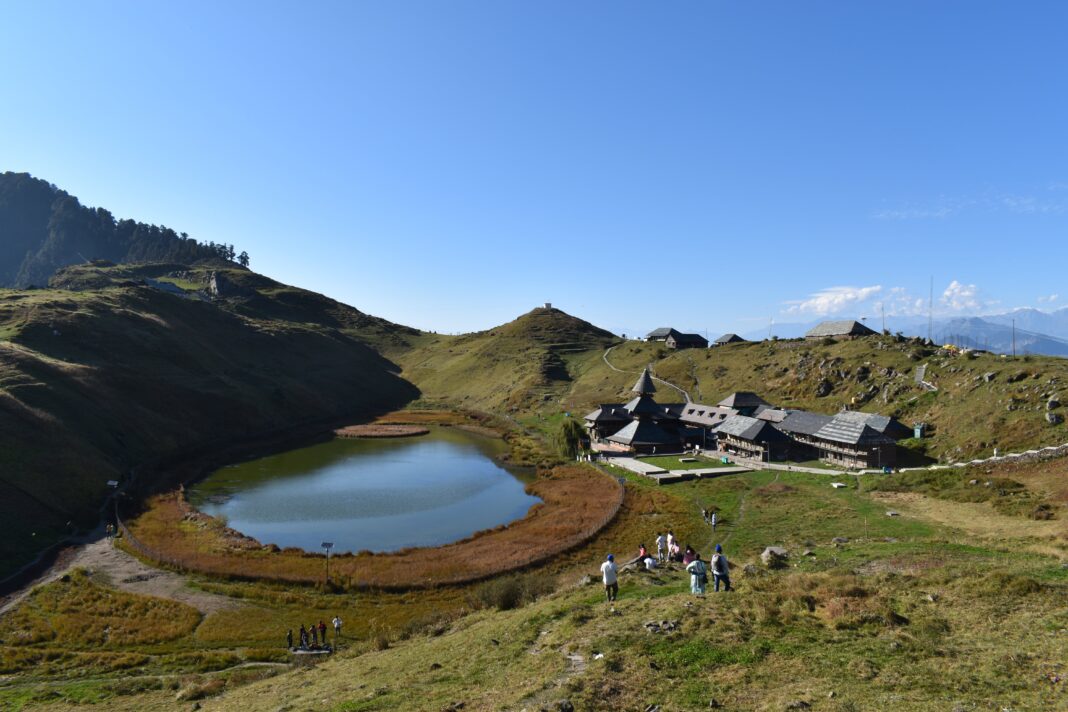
[
  {"left": 286, "top": 616, "right": 343, "bottom": 651},
  {"left": 599, "top": 517, "right": 733, "bottom": 601}
]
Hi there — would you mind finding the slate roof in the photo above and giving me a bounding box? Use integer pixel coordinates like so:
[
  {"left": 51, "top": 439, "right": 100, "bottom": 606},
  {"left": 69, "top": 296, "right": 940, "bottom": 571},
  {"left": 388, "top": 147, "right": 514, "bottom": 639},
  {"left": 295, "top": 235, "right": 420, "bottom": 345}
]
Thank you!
[
  {"left": 754, "top": 408, "right": 788, "bottom": 423},
  {"left": 714, "top": 333, "right": 746, "bottom": 344},
  {"left": 632, "top": 368, "right": 657, "bottom": 395},
  {"left": 813, "top": 414, "right": 895, "bottom": 446},
  {"left": 584, "top": 405, "right": 632, "bottom": 423},
  {"left": 805, "top": 320, "right": 878, "bottom": 338},
  {"left": 715, "top": 414, "right": 790, "bottom": 443},
  {"left": 646, "top": 327, "right": 681, "bottom": 340},
  {"left": 717, "top": 392, "right": 772, "bottom": 409},
  {"left": 677, "top": 404, "right": 734, "bottom": 427},
  {"left": 607, "top": 419, "right": 679, "bottom": 446},
  {"left": 777, "top": 410, "right": 834, "bottom": 436},
  {"left": 827, "top": 410, "right": 910, "bottom": 440},
  {"left": 623, "top": 394, "right": 671, "bottom": 418},
  {"left": 667, "top": 333, "right": 709, "bottom": 347}
]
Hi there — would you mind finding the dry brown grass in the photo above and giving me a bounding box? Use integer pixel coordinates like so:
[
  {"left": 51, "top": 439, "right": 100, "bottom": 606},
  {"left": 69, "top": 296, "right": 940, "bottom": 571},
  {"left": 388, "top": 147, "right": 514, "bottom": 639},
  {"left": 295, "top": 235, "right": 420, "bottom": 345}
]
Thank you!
[
  {"left": 333, "top": 424, "right": 429, "bottom": 438},
  {"left": 123, "top": 466, "right": 622, "bottom": 590}
]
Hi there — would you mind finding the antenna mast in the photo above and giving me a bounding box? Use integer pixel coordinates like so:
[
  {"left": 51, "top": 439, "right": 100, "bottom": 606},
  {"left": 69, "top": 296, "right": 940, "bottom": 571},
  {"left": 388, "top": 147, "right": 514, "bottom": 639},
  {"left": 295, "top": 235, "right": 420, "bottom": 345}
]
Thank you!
[{"left": 928, "top": 276, "right": 934, "bottom": 343}]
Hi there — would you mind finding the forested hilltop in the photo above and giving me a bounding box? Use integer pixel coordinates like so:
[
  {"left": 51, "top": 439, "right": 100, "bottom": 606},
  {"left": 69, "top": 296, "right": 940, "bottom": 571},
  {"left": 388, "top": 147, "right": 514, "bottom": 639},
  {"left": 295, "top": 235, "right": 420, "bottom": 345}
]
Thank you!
[{"left": 0, "top": 172, "right": 248, "bottom": 288}]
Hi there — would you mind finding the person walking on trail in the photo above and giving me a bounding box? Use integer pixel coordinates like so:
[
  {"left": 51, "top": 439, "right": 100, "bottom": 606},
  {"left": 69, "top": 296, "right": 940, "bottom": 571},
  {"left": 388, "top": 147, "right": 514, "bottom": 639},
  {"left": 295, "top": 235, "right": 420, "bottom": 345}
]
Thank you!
[
  {"left": 710, "top": 511, "right": 717, "bottom": 532},
  {"left": 710, "top": 544, "right": 731, "bottom": 592},
  {"left": 318, "top": 620, "right": 327, "bottom": 645},
  {"left": 286, "top": 629, "right": 294, "bottom": 649},
  {"left": 666, "top": 530, "right": 676, "bottom": 557},
  {"left": 600, "top": 554, "right": 619, "bottom": 603},
  {"left": 655, "top": 532, "right": 666, "bottom": 562},
  {"left": 686, "top": 553, "right": 708, "bottom": 595},
  {"left": 310, "top": 623, "right": 319, "bottom": 647},
  {"left": 701, "top": 508, "right": 709, "bottom": 524},
  {"left": 332, "top": 615, "right": 342, "bottom": 638},
  {"left": 299, "top": 625, "right": 309, "bottom": 649}
]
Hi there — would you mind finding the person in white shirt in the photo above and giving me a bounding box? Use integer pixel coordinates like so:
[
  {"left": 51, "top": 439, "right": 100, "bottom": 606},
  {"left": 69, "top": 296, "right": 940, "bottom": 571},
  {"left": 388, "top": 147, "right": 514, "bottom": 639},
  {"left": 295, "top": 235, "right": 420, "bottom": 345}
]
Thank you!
[
  {"left": 666, "top": 530, "right": 675, "bottom": 558},
  {"left": 685, "top": 553, "right": 708, "bottom": 595},
  {"left": 710, "top": 511, "right": 717, "bottom": 532},
  {"left": 600, "top": 554, "right": 618, "bottom": 602},
  {"left": 655, "top": 532, "right": 666, "bottom": 562},
  {"left": 332, "top": 616, "right": 342, "bottom": 638}
]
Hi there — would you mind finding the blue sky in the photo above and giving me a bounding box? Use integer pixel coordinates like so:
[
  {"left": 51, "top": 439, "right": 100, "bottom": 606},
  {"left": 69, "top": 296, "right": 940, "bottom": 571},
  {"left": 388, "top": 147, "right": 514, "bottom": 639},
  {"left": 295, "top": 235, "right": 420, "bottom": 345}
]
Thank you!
[{"left": 2, "top": 1, "right": 1066, "bottom": 336}]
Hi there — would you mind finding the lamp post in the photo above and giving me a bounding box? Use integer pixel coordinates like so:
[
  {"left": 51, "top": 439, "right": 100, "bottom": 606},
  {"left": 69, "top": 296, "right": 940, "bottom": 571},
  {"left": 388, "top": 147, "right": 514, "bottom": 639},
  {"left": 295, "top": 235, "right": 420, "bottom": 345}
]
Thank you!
[{"left": 321, "top": 541, "right": 334, "bottom": 584}]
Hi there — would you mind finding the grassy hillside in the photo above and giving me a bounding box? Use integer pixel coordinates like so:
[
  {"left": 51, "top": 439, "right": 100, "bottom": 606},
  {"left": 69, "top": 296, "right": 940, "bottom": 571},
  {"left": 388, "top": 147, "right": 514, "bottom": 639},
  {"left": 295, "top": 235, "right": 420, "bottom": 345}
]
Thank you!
[
  {"left": 4, "top": 459, "right": 1064, "bottom": 711},
  {"left": 0, "top": 263, "right": 418, "bottom": 578},
  {"left": 381, "top": 307, "right": 619, "bottom": 412},
  {"left": 390, "top": 321, "right": 1068, "bottom": 462}
]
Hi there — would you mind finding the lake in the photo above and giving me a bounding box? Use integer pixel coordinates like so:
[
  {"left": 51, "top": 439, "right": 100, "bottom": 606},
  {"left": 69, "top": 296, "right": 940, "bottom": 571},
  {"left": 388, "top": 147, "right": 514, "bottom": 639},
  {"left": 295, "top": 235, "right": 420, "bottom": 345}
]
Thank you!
[{"left": 186, "top": 427, "right": 540, "bottom": 553}]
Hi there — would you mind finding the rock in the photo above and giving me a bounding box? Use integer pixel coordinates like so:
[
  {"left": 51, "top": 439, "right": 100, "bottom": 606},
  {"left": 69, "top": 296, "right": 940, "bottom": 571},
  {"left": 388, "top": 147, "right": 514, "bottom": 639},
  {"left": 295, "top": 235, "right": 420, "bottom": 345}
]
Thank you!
[
  {"left": 1048, "top": 398, "right": 1061, "bottom": 410},
  {"left": 761, "top": 546, "right": 789, "bottom": 568},
  {"left": 742, "top": 563, "right": 760, "bottom": 576},
  {"left": 828, "top": 691, "right": 837, "bottom": 699},
  {"left": 983, "top": 372, "right": 996, "bottom": 382},
  {"left": 831, "top": 536, "right": 849, "bottom": 544},
  {"left": 802, "top": 549, "right": 815, "bottom": 557},
  {"left": 430, "top": 662, "right": 442, "bottom": 670},
  {"left": 578, "top": 574, "right": 594, "bottom": 586},
  {"left": 708, "top": 699, "right": 722, "bottom": 709},
  {"left": 815, "top": 379, "right": 833, "bottom": 397},
  {"left": 442, "top": 704, "right": 465, "bottom": 712},
  {"left": 785, "top": 701, "right": 811, "bottom": 710},
  {"left": 1047, "top": 412, "right": 1064, "bottom": 426},
  {"left": 557, "top": 701, "right": 574, "bottom": 712},
  {"left": 886, "top": 510, "right": 900, "bottom": 517},
  {"left": 645, "top": 706, "right": 661, "bottom": 712},
  {"left": 969, "top": 479, "right": 978, "bottom": 485},
  {"left": 925, "top": 593, "right": 940, "bottom": 603}
]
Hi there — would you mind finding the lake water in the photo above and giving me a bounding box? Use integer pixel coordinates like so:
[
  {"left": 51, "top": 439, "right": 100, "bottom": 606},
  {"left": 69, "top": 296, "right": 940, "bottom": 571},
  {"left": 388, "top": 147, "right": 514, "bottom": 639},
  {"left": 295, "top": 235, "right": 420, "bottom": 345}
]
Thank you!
[{"left": 186, "top": 427, "right": 540, "bottom": 553}]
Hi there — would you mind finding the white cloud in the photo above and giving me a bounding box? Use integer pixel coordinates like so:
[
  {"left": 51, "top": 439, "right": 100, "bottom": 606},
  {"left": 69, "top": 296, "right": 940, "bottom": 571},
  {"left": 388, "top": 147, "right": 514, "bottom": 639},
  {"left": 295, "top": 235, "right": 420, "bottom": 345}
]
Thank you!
[
  {"left": 1038, "top": 293, "right": 1060, "bottom": 304},
  {"left": 941, "top": 280, "right": 981, "bottom": 311},
  {"left": 785, "top": 285, "right": 882, "bottom": 316}
]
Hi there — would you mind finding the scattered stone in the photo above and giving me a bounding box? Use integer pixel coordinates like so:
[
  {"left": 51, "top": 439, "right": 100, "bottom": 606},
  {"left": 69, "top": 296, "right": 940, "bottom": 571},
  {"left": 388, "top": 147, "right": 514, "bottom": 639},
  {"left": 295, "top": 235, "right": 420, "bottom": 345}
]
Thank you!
[
  {"left": 430, "top": 662, "right": 442, "bottom": 670},
  {"left": 886, "top": 510, "right": 900, "bottom": 517},
  {"left": 708, "top": 699, "right": 722, "bottom": 709},
  {"left": 803, "top": 549, "right": 815, "bottom": 557},
  {"left": 969, "top": 479, "right": 979, "bottom": 485},
  {"left": 644, "top": 706, "right": 661, "bottom": 712},
  {"left": 832, "top": 537, "right": 849, "bottom": 544},
  {"left": 1047, "top": 412, "right": 1064, "bottom": 426},
  {"left": 785, "top": 701, "right": 811, "bottom": 710},
  {"left": 828, "top": 691, "right": 837, "bottom": 699},
  {"left": 557, "top": 701, "right": 574, "bottom": 712},
  {"left": 1047, "top": 398, "right": 1061, "bottom": 410},
  {"left": 490, "top": 639, "right": 499, "bottom": 646},
  {"left": 578, "top": 574, "right": 594, "bottom": 587},
  {"left": 925, "top": 593, "right": 940, "bottom": 603},
  {"left": 762, "top": 546, "right": 789, "bottom": 568},
  {"left": 742, "top": 563, "right": 761, "bottom": 576},
  {"left": 983, "top": 372, "right": 996, "bottom": 382},
  {"left": 815, "top": 379, "right": 833, "bottom": 397},
  {"left": 442, "top": 703, "right": 465, "bottom": 712}
]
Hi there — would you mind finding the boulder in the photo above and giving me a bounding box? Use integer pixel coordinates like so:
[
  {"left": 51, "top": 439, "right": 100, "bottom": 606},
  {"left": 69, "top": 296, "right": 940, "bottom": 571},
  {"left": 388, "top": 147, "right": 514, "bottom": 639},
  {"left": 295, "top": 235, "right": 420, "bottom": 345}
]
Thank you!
[
  {"left": 983, "top": 372, "right": 996, "bottom": 382},
  {"left": 831, "top": 537, "right": 849, "bottom": 544},
  {"left": 815, "top": 379, "right": 833, "bottom": 397},
  {"left": 761, "top": 546, "right": 789, "bottom": 568},
  {"left": 1047, "top": 412, "right": 1064, "bottom": 426},
  {"left": 1048, "top": 398, "right": 1061, "bottom": 410}
]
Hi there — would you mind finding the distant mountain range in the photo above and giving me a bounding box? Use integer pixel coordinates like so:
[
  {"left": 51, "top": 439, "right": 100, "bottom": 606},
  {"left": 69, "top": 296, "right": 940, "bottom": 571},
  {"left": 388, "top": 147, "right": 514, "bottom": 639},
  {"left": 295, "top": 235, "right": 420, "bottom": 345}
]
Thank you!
[
  {"left": 0, "top": 172, "right": 242, "bottom": 288},
  {"left": 744, "top": 309, "right": 1068, "bottom": 357}
]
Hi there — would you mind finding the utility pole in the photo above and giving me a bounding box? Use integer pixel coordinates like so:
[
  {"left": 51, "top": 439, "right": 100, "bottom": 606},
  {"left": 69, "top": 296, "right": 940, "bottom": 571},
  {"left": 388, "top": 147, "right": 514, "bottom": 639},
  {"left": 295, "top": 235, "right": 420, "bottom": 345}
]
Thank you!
[
  {"left": 881, "top": 303, "right": 886, "bottom": 333},
  {"left": 928, "top": 276, "right": 934, "bottom": 343}
]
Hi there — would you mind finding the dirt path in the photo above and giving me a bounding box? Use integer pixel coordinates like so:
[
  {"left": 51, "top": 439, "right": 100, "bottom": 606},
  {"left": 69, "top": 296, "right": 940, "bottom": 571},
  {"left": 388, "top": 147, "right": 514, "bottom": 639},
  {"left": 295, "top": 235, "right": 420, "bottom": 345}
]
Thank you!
[
  {"left": 602, "top": 346, "right": 691, "bottom": 401},
  {"left": 0, "top": 536, "right": 238, "bottom": 616}
]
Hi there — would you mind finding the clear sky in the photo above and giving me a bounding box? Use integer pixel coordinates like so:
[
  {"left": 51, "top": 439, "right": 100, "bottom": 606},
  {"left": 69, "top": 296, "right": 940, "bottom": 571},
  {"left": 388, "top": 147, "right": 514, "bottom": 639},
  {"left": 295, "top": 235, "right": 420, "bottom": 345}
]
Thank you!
[{"left": 2, "top": 1, "right": 1066, "bottom": 336}]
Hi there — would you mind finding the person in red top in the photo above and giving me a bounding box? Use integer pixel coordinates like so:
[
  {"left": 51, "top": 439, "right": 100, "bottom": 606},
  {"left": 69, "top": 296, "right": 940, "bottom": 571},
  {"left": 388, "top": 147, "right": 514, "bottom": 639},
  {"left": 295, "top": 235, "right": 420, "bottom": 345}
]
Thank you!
[
  {"left": 638, "top": 543, "right": 648, "bottom": 560},
  {"left": 318, "top": 620, "right": 328, "bottom": 645}
]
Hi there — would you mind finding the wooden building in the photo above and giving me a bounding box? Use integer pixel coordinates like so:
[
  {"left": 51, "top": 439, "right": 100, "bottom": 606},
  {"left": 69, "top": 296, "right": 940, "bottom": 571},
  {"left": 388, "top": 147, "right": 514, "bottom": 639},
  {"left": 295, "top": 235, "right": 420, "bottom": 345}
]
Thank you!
[{"left": 804, "top": 320, "right": 878, "bottom": 340}]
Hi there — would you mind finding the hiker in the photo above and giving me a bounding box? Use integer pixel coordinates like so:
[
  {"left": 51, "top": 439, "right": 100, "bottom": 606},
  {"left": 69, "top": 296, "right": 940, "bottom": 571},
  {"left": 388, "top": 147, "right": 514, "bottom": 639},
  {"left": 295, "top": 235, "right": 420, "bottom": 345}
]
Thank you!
[
  {"left": 286, "top": 629, "right": 294, "bottom": 649},
  {"left": 666, "top": 530, "right": 675, "bottom": 556},
  {"left": 638, "top": 543, "right": 648, "bottom": 561},
  {"left": 670, "top": 540, "right": 681, "bottom": 562},
  {"left": 318, "top": 620, "right": 327, "bottom": 645},
  {"left": 655, "top": 532, "right": 666, "bottom": 562},
  {"left": 701, "top": 508, "right": 709, "bottom": 524},
  {"left": 299, "top": 625, "right": 309, "bottom": 649},
  {"left": 710, "top": 511, "right": 717, "bottom": 531},
  {"left": 682, "top": 545, "right": 696, "bottom": 565},
  {"left": 600, "top": 554, "right": 619, "bottom": 603},
  {"left": 710, "top": 544, "right": 731, "bottom": 592},
  {"left": 310, "top": 623, "right": 319, "bottom": 647},
  {"left": 332, "top": 615, "right": 342, "bottom": 638},
  {"left": 686, "top": 553, "right": 708, "bottom": 595},
  {"left": 643, "top": 555, "right": 658, "bottom": 571}
]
